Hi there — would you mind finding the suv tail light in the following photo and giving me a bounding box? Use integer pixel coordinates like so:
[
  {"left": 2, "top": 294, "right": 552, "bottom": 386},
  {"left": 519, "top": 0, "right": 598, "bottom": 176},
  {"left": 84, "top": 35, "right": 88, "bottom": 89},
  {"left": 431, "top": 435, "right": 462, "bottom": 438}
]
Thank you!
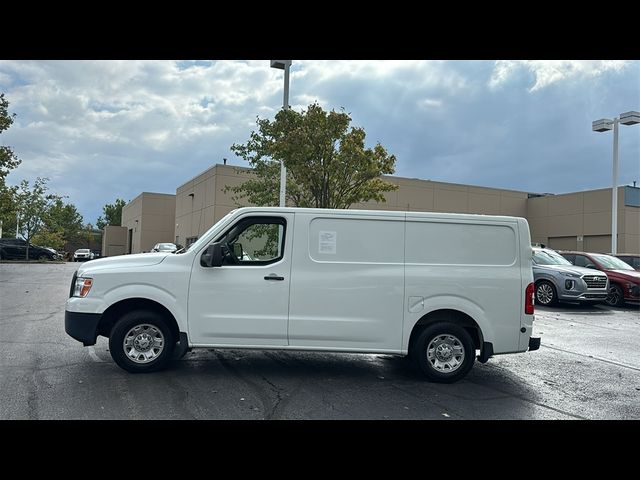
[{"left": 525, "top": 282, "right": 535, "bottom": 315}]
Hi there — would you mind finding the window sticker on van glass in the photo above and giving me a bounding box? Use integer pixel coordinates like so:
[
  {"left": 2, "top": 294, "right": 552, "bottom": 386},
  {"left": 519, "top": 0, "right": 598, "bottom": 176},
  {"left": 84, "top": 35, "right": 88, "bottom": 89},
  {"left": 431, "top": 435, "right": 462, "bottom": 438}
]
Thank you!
[{"left": 319, "top": 231, "right": 337, "bottom": 254}]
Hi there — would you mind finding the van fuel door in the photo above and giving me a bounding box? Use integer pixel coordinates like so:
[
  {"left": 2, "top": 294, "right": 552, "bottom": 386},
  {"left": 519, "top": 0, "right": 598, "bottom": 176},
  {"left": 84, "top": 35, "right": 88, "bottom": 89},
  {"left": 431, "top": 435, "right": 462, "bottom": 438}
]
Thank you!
[{"left": 408, "top": 296, "right": 424, "bottom": 313}]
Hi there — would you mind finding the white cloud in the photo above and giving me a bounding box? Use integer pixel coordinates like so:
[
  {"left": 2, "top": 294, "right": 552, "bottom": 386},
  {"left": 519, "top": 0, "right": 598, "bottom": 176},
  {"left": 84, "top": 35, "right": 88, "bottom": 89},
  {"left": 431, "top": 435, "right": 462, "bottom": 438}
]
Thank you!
[
  {"left": 419, "top": 98, "right": 443, "bottom": 109},
  {"left": 297, "top": 60, "right": 469, "bottom": 93},
  {"left": 489, "top": 60, "right": 631, "bottom": 92}
]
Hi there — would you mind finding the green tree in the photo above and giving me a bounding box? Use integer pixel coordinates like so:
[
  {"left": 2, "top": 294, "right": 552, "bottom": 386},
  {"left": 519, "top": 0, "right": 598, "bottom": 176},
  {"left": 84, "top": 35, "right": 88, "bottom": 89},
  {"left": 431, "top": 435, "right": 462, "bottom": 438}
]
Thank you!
[
  {"left": 96, "top": 198, "right": 126, "bottom": 230},
  {"left": 15, "top": 177, "right": 61, "bottom": 260},
  {"left": 227, "top": 102, "right": 398, "bottom": 209},
  {"left": 81, "top": 222, "right": 101, "bottom": 249},
  {"left": 1, "top": 93, "right": 22, "bottom": 236},
  {"left": 0, "top": 184, "right": 18, "bottom": 237},
  {"left": 0, "top": 93, "right": 21, "bottom": 186},
  {"left": 44, "top": 197, "right": 84, "bottom": 245},
  {"left": 31, "top": 229, "right": 65, "bottom": 251}
]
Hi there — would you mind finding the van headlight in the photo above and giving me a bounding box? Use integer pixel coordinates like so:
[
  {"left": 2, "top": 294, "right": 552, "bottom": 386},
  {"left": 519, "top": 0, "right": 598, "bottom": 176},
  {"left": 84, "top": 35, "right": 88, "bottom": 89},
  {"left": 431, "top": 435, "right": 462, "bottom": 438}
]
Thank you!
[{"left": 73, "top": 277, "right": 93, "bottom": 297}]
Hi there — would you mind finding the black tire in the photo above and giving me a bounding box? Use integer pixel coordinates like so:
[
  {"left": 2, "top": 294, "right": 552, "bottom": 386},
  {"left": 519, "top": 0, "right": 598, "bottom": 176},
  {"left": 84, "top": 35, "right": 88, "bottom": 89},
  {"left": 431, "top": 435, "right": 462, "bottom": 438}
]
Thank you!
[
  {"left": 411, "top": 323, "right": 475, "bottom": 383},
  {"left": 605, "top": 284, "right": 625, "bottom": 308},
  {"left": 535, "top": 280, "right": 557, "bottom": 306},
  {"left": 109, "top": 310, "right": 175, "bottom": 373}
]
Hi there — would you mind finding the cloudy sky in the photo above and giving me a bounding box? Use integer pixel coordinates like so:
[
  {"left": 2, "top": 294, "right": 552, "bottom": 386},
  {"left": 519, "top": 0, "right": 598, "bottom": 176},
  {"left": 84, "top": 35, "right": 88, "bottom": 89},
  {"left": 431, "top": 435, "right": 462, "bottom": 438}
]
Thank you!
[{"left": 0, "top": 60, "right": 638, "bottom": 224}]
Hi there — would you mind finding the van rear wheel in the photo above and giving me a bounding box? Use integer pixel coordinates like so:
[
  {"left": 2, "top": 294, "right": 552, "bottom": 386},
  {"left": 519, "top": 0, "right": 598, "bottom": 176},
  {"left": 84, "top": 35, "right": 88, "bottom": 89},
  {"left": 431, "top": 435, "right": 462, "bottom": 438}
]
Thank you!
[
  {"left": 109, "top": 310, "right": 175, "bottom": 373},
  {"left": 411, "top": 323, "right": 475, "bottom": 383}
]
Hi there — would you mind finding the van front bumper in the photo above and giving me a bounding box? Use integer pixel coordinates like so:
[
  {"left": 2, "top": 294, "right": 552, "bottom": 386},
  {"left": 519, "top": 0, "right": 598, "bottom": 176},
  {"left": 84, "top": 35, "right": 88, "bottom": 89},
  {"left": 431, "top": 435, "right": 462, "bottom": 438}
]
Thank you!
[{"left": 65, "top": 310, "right": 101, "bottom": 346}]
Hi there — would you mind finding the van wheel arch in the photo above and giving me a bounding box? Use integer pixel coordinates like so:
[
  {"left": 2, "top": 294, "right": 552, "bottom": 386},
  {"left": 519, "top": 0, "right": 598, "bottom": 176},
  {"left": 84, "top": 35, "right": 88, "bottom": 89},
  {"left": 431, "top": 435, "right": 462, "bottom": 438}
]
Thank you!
[
  {"left": 98, "top": 298, "right": 182, "bottom": 343},
  {"left": 408, "top": 309, "right": 482, "bottom": 356}
]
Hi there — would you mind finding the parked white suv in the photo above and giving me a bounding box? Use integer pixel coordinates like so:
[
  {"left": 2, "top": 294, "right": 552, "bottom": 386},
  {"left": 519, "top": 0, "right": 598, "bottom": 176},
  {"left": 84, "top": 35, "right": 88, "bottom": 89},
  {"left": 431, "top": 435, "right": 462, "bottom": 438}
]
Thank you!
[
  {"left": 65, "top": 207, "right": 539, "bottom": 383},
  {"left": 73, "top": 249, "right": 94, "bottom": 262}
]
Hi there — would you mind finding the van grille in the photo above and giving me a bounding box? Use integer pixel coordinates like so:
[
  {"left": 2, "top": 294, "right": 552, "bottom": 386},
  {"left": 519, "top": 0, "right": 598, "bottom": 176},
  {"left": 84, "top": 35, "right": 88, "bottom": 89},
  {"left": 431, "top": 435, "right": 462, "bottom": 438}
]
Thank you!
[{"left": 582, "top": 275, "right": 607, "bottom": 289}]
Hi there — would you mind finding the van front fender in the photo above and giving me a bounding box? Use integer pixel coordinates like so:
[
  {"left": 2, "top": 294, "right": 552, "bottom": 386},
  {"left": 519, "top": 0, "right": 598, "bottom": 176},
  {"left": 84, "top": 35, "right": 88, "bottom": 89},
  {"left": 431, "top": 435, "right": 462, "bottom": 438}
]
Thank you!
[{"left": 99, "top": 284, "right": 186, "bottom": 331}]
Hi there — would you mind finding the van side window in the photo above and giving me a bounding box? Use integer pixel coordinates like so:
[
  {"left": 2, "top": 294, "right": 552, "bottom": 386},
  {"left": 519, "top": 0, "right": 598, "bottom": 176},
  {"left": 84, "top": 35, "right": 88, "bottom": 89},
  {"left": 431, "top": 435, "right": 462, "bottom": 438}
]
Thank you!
[{"left": 218, "top": 217, "right": 286, "bottom": 265}]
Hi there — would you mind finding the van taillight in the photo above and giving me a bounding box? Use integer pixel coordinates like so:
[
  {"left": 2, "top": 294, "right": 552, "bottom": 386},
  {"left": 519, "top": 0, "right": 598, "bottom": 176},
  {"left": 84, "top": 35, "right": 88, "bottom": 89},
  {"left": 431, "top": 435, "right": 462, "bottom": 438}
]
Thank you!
[{"left": 525, "top": 282, "right": 535, "bottom": 315}]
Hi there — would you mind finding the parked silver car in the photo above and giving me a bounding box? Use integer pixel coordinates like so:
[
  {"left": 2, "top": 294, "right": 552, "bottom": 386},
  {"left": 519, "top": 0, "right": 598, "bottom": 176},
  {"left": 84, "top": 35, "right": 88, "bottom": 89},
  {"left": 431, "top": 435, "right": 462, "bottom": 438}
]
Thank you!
[{"left": 532, "top": 247, "right": 608, "bottom": 305}]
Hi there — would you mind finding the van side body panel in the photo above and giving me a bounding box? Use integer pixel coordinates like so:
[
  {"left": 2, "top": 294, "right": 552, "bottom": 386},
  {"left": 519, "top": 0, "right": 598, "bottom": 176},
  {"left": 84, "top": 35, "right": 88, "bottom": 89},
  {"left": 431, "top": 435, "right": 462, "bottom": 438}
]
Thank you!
[
  {"left": 288, "top": 212, "right": 405, "bottom": 351},
  {"left": 402, "top": 214, "right": 524, "bottom": 354}
]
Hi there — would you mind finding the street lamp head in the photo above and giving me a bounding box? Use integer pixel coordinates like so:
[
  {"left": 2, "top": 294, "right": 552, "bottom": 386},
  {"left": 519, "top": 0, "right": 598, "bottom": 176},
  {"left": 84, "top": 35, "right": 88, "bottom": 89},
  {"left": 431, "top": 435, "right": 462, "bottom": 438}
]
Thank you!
[
  {"left": 592, "top": 118, "right": 614, "bottom": 132},
  {"left": 270, "top": 60, "right": 292, "bottom": 70},
  {"left": 620, "top": 111, "right": 640, "bottom": 125}
]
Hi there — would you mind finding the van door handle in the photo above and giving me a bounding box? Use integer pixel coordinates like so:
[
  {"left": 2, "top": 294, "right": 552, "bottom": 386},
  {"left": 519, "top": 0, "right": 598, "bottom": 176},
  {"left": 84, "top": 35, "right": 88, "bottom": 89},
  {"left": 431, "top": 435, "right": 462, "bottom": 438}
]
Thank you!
[{"left": 264, "top": 275, "right": 285, "bottom": 281}]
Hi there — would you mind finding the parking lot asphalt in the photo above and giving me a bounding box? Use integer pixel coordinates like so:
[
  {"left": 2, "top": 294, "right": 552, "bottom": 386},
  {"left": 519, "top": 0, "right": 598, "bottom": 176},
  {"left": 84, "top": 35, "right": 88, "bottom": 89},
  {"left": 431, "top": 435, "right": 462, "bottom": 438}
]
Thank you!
[{"left": 1, "top": 262, "right": 639, "bottom": 420}]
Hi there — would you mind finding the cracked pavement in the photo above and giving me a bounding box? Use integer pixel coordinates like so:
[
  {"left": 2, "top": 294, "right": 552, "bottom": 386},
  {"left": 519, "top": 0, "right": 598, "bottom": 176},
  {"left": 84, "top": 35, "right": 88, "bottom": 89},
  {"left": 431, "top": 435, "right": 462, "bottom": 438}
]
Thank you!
[{"left": 1, "top": 262, "right": 639, "bottom": 419}]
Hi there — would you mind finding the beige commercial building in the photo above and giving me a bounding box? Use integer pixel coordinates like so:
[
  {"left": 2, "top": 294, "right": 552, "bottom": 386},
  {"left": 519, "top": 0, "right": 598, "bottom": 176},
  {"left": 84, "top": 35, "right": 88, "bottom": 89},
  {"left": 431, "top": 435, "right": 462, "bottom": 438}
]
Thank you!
[
  {"left": 101, "top": 225, "right": 128, "bottom": 257},
  {"left": 132, "top": 163, "right": 640, "bottom": 255},
  {"left": 121, "top": 192, "right": 176, "bottom": 254},
  {"left": 528, "top": 186, "right": 640, "bottom": 254},
  {"left": 175, "top": 165, "right": 254, "bottom": 248}
]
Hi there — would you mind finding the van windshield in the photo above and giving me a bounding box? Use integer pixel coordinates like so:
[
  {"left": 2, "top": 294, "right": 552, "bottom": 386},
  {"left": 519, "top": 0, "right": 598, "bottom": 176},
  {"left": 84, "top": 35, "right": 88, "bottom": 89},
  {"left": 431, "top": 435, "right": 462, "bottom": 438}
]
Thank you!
[{"left": 532, "top": 249, "right": 572, "bottom": 266}]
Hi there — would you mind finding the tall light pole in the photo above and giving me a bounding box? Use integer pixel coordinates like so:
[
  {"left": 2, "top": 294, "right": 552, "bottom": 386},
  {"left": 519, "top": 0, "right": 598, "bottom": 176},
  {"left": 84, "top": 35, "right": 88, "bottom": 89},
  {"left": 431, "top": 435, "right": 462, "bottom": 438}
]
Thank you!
[
  {"left": 592, "top": 111, "right": 640, "bottom": 254},
  {"left": 270, "top": 60, "right": 292, "bottom": 207}
]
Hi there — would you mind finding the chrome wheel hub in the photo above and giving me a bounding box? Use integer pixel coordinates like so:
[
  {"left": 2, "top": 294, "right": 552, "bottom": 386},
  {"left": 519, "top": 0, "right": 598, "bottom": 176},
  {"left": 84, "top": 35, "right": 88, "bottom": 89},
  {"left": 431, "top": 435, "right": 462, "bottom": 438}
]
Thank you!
[
  {"left": 426, "top": 334, "right": 465, "bottom": 373},
  {"left": 134, "top": 333, "right": 153, "bottom": 351},
  {"left": 124, "top": 324, "right": 165, "bottom": 364}
]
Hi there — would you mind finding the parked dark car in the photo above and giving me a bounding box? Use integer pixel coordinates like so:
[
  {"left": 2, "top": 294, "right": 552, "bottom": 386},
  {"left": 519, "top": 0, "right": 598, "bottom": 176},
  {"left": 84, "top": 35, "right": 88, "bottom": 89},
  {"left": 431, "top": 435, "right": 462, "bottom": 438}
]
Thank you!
[
  {"left": 557, "top": 250, "right": 640, "bottom": 307},
  {"left": 43, "top": 247, "right": 64, "bottom": 261},
  {"left": 613, "top": 254, "right": 640, "bottom": 271},
  {"left": 0, "top": 238, "right": 57, "bottom": 261}
]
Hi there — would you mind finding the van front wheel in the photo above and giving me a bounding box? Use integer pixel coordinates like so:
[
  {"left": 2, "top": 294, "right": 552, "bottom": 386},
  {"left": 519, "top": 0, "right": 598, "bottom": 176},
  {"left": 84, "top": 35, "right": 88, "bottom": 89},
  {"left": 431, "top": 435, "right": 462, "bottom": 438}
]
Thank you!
[
  {"left": 411, "top": 323, "right": 475, "bottom": 383},
  {"left": 109, "top": 310, "right": 175, "bottom": 373}
]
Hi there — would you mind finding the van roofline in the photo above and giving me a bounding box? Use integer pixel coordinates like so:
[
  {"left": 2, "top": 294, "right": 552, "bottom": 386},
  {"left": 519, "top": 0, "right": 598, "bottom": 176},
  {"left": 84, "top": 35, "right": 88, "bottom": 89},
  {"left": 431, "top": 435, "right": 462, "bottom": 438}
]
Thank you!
[{"left": 231, "top": 206, "right": 524, "bottom": 222}]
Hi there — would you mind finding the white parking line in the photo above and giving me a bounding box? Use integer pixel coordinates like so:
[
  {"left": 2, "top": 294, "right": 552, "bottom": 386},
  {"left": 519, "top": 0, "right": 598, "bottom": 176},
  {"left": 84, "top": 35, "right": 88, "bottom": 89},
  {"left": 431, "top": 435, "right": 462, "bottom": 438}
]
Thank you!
[{"left": 87, "top": 346, "right": 105, "bottom": 363}]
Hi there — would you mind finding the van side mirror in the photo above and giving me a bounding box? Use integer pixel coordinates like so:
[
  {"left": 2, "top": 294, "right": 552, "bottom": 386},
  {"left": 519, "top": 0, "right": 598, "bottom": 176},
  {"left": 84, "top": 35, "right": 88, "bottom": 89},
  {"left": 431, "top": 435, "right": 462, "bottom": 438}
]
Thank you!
[{"left": 201, "top": 242, "right": 224, "bottom": 267}]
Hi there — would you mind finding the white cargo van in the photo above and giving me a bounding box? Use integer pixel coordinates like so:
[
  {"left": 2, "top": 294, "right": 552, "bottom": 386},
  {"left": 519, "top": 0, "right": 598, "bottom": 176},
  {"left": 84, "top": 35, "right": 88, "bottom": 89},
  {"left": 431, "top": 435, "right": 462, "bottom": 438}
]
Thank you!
[{"left": 65, "top": 207, "right": 539, "bottom": 383}]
